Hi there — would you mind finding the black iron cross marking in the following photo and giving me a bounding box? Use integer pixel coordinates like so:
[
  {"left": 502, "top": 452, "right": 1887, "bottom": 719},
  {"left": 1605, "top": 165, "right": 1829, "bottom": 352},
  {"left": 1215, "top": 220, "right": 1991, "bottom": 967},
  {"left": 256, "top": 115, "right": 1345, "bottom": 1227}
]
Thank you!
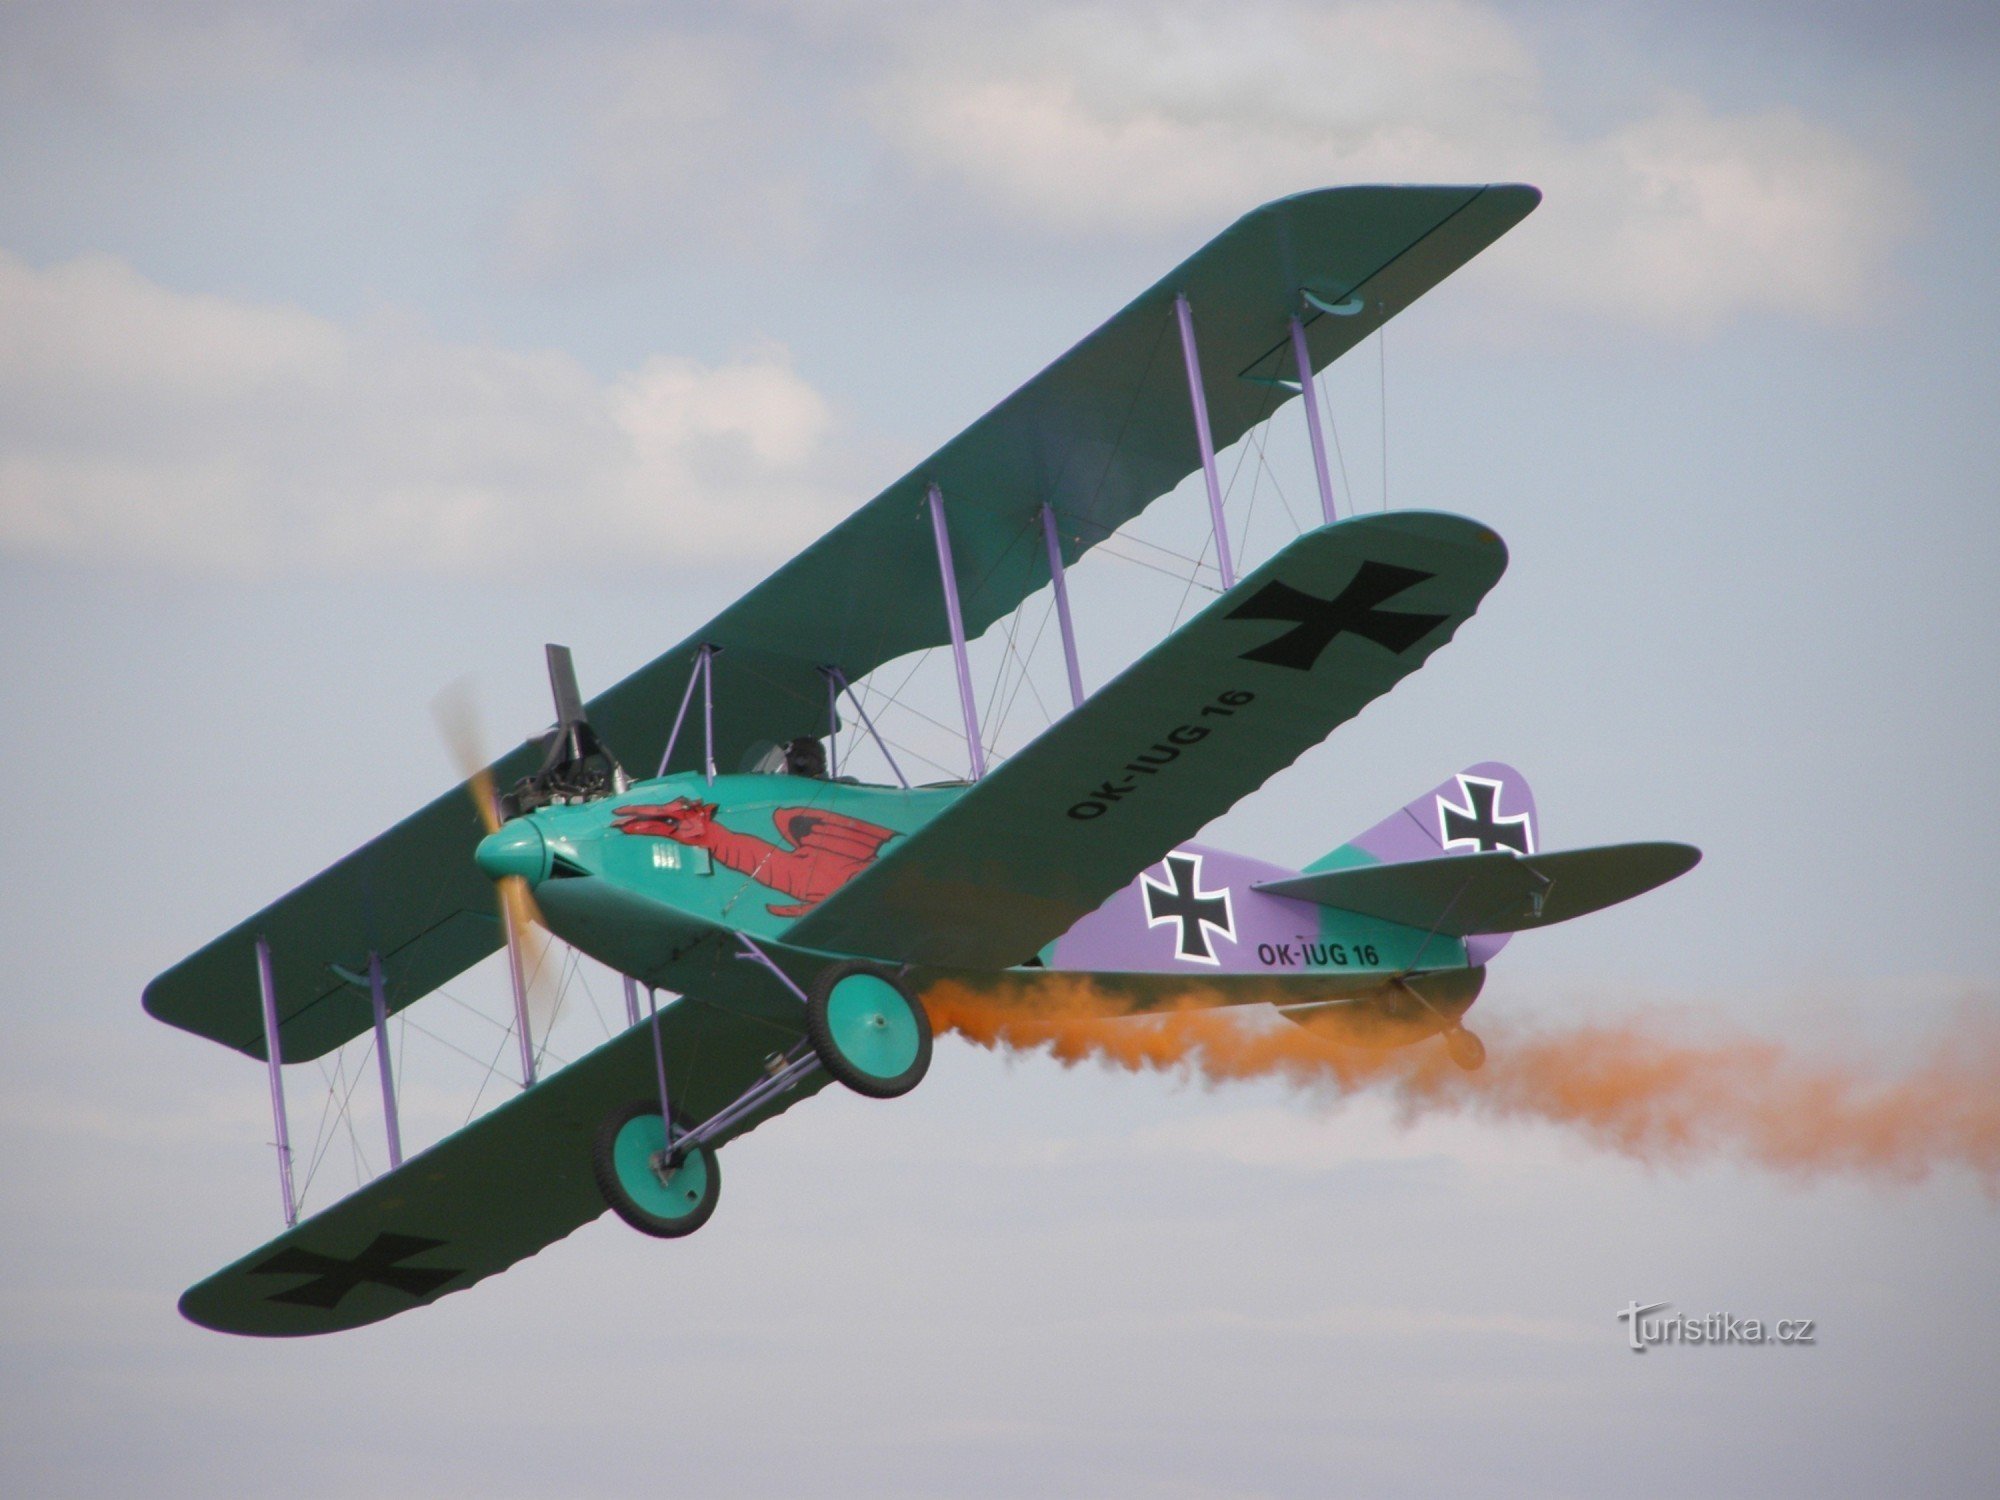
[
  {"left": 1438, "top": 775, "right": 1532, "bottom": 855},
  {"left": 250, "top": 1232, "right": 464, "bottom": 1309},
  {"left": 1226, "top": 562, "right": 1448, "bottom": 671},
  {"left": 1141, "top": 853, "right": 1235, "bottom": 964}
]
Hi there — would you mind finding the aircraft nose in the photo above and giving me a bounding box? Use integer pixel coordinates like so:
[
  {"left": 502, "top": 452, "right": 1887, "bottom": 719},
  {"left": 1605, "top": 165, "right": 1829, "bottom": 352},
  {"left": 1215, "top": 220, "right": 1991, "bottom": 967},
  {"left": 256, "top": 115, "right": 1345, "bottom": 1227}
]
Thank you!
[{"left": 475, "top": 821, "right": 549, "bottom": 886}]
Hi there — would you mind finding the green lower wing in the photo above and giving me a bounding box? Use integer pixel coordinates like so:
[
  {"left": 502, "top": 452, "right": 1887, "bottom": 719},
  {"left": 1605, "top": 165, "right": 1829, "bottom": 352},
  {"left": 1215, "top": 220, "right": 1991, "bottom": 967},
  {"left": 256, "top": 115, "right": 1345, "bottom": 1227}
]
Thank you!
[
  {"left": 787, "top": 512, "right": 1507, "bottom": 968},
  {"left": 180, "top": 995, "right": 823, "bottom": 1337}
]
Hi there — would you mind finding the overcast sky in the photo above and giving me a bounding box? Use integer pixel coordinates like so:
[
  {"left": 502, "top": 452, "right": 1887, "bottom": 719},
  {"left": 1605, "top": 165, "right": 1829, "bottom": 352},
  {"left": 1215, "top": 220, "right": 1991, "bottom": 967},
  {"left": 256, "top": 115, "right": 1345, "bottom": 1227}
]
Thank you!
[{"left": 3, "top": 3, "right": 1997, "bottom": 1496}]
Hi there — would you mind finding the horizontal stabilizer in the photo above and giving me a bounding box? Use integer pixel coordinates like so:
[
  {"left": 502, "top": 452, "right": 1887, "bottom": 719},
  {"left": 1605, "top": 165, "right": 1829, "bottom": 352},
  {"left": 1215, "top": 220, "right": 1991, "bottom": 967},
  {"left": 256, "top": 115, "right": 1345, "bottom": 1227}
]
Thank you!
[{"left": 1256, "top": 841, "right": 1700, "bottom": 936}]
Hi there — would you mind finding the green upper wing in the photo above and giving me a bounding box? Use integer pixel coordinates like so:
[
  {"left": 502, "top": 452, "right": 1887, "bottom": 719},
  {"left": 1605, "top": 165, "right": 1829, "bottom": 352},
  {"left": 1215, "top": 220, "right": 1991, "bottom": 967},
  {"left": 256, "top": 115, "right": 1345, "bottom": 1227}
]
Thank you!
[
  {"left": 179, "top": 991, "right": 824, "bottom": 1337},
  {"left": 144, "top": 184, "right": 1538, "bottom": 1061},
  {"left": 785, "top": 512, "right": 1509, "bottom": 969}
]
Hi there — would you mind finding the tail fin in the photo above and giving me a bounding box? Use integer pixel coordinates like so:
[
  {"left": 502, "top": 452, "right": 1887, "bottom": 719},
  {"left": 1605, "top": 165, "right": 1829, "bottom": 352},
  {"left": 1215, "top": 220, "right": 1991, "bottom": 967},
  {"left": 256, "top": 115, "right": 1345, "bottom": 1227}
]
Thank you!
[
  {"left": 1314, "top": 762, "right": 1537, "bottom": 871},
  {"left": 1313, "top": 762, "right": 1538, "bottom": 962}
]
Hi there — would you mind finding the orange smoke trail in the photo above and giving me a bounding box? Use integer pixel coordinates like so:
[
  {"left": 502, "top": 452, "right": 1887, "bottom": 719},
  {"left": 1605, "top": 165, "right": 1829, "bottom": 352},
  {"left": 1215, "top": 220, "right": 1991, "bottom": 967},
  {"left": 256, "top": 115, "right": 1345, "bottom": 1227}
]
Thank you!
[{"left": 921, "top": 979, "right": 2000, "bottom": 1186}]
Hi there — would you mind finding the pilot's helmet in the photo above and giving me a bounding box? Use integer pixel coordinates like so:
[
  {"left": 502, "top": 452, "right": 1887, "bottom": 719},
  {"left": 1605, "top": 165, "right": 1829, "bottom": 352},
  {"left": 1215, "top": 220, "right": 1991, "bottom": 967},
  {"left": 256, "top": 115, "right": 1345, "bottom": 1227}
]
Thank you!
[{"left": 783, "top": 736, "right": 828, "bottom": 779}]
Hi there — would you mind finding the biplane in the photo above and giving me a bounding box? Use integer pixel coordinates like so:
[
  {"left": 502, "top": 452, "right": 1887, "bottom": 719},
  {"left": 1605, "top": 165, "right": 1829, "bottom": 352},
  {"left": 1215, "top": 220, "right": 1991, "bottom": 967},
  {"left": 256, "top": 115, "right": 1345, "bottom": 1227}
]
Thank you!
[{"left": 145, "top": 183, "right": 1699, "bottom": 1336}]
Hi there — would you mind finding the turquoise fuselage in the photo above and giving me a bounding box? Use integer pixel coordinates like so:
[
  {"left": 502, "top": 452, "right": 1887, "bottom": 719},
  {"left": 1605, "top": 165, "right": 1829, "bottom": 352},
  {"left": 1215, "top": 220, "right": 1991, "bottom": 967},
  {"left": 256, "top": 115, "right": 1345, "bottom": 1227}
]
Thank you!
[
  {"left": 527, "top": 772, "right": 965, "bottom": 946},
  {"left": 496, "top": 771, "right": 1473, "bottom": 1035}
]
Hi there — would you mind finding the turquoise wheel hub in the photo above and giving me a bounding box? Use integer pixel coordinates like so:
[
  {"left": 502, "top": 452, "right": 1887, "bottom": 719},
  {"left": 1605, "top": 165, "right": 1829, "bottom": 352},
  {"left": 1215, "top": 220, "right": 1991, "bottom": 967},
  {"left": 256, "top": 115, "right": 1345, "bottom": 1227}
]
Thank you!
[
  {"left": 823, "top": 973, "right": 922, "bottom": 1079},
  {"left": 610, "top": 1113, "right": 708, "bottom": 1222}
]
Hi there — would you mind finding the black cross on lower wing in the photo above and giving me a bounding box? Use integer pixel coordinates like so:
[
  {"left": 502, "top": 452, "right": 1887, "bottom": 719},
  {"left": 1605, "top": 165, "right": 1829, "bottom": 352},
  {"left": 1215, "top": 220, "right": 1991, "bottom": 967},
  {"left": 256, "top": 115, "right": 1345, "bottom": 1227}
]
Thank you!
[
  {"left": 250, "top": 1232, "right": 463, "bottom": 1309},
  {"left": 1225, "top": 562, "right": 1448, "bottom": 671}
]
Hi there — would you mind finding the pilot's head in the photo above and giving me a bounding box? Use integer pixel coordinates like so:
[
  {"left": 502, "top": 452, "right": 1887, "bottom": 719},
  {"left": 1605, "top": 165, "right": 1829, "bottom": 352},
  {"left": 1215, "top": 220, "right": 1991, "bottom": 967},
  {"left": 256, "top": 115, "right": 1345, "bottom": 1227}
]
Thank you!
[{"left": 783, "top": 736, "right": 828, "bottom": 779}]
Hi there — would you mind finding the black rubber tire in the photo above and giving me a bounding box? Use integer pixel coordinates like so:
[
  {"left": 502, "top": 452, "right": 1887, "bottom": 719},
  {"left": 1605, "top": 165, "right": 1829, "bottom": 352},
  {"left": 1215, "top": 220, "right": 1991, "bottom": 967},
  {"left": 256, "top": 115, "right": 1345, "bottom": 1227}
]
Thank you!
[
  {"left": 1444, "top": 1026, "right": 1487, "bottom": 1072},
  {"left": 592, "top": 1098, "right": 721, "bottom": 1238},
  {"left": 805, "top": 962, "right": 933, "bottom": 1099}
]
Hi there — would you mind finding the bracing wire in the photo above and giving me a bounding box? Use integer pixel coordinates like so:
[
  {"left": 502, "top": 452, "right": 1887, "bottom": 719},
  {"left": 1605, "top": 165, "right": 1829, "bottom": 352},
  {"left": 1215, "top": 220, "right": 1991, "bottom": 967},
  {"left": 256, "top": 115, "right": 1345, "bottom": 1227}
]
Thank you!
[
  {"left": 461, "top": 1024, "right": 522, "bottom": 1128},
  {"left": 533, "top": 947, "right": 583, "bottom": 1072},
  {"left": 297, "top": 1036, "right": 377, "bottom": 1210},
  {"left": 569, "top": 958, "right": 616, "bottom": 1043},
  {"left": 402, "top": 1010, "right": 551, "bottom": 1080},
  {"left": 339, "top": 1062, "right": 372, "bottom": 1187},
  {"left": 298, "top": 1055, "right": 344, "bottom": 1199},
  {"left": 1249, "top": 420, "right": 1306, "bottom": 540},
  {"left": 987, "top": 594, "right": 1059, "bottom": 756},
  {"left": 979, "top": 592, "right": 1029, "bottom": 740},
  {"left": 1320, "top": 365, "right": 1353, "bottom": 516},
  {"left": 1079, "top": 541, "right": 1221, "bottom": 588}
]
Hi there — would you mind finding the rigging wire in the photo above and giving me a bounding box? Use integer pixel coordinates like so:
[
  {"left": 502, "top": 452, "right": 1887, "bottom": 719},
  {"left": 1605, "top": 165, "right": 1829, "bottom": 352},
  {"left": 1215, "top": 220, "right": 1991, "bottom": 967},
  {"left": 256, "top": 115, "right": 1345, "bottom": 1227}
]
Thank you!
[
  {"left": 1077, "top": 541, "right": 1220, "bottom": 588},
  {"left": 988, "top": 594, "right": 1058, "bottom": 753},
  {"left": 462, "top": 1023, "right": 523, "bottom": 1128},
  {"left": 1249, "top": 420, "right": 1306, "bottom": 540},
  {"left": 533, "top": 946, "right": 584, "bottom": 1072},
  {"left": 1171, "top": 526, "right": 1218, "bottom": 633},
  {"left": 1319, "top": 365, "right": 1354, "bottom": 517},
  {"left": 296, "top": 947, "right": 613, "bottom": 1212},
  {"left": 401, "top": 1009, "right": 549, "bottom": 1081},
  {"left": 1057, "top": 512, "right": 1216, "bottom": 572},
  {"left": 297, "top": 1037, "right": 377, "bottom": 1210},
  {"left": 301, "top": 1051, "right": 340, "bottom": 1173},
  {"left": 434, "top": 985, "right": 520, "bottom": 1037},
  {"left": 337, "top": 1046, "right": 370, "bottom": 1188},
  {"left": 850, "top": 304, "right": 1228, "bottom": 779},
  {"left": 978, "top": 591, "right": 1029, "bottom": 741},
  {"left": 1236, "top": 427, "right": 1269, "bottom": 565},
  {"left": 828, "top": 670, "right": 969, "bottom": 782},
  {"left": 297, "top": 1054, "right": 345, "bottom": 1207},
  {"left": 1166, "top": 364, "right": 1286, "bottom": 628},
  {"left": 569, "top": 957, "right": 616, "bottom": 1043},
  {"left": 853, "top": 685, "right": 982, "bottom": 765}
]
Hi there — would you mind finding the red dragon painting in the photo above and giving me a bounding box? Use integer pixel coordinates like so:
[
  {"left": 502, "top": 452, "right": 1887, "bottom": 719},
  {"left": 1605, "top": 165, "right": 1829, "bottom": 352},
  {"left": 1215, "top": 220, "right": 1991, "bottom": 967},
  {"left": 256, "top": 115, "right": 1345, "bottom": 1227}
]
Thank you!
[{"left": 611, "top": 798, "right": 899, "bottom": 917}]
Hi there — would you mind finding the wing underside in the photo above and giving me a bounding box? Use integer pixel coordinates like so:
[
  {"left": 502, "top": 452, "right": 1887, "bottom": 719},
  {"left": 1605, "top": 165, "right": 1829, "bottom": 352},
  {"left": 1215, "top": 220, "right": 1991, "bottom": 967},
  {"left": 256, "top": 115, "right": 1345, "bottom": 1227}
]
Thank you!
[{"left": 180, "top": 992, "right": 823, "bottom": 1337}]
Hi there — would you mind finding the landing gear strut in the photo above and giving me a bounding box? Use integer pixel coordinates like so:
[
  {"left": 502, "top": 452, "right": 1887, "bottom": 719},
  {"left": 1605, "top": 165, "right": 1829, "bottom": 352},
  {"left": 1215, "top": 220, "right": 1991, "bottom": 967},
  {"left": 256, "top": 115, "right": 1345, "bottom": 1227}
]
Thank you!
[
  {"left": 593, "top": 963, "right": 933, "bottom": 1236},
  {"left": 1392, "top": 975, "right": 1488, "bottom": 1072}
]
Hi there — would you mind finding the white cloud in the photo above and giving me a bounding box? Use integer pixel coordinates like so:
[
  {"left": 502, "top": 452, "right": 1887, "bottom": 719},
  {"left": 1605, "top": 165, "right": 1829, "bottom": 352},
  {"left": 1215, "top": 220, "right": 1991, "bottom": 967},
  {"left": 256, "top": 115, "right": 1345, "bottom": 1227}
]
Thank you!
[
  {"left": 0, "top": 250, "right": 860, "bottom": 572},
  {"left": 501, "top": 28, "right": 820, "bottom": 279},
  {"left": 867, "top": 0, "right": 1910, "bottom": 332}
]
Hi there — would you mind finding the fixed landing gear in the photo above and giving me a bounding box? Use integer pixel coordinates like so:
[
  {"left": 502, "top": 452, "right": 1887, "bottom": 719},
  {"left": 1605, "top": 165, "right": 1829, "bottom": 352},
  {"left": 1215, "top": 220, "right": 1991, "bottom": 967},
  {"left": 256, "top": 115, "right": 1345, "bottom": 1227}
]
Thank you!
[
  {"left": 1390, "top": 975, "right": 1487, "bottom": 1071},
  {"left": 593, "top": 963, "right": 932, "bottom": 1237},
  {"left": 593, "top": 1100, "right": 721, "bottom": 1238},
  {"left": 1443, "top": 1025, "right": 1486, "bottom": 1072},
  {"left": 805, "top": 963, "right": 933, "bottom": 1099}
]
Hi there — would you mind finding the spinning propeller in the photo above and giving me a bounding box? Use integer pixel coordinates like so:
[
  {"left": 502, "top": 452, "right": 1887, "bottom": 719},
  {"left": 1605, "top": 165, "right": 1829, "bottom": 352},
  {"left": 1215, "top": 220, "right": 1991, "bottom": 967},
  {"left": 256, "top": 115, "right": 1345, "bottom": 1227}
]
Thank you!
[
  {"left": 433, "top": 680, "right": 561, "bottom": 1040},
  {"left": 435, "top": 646, "right": 632, "bottom": 1050}
]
